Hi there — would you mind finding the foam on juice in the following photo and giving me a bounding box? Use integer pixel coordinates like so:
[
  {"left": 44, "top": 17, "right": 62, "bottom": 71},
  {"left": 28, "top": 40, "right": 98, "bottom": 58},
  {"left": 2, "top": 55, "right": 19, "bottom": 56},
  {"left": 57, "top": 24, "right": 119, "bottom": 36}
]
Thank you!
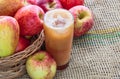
[
  {"left": 44, "top": 9, "right": 74, "bottom": 32},
  {"left": 52, "top": 15, "right": 66, "bottom": 27}
]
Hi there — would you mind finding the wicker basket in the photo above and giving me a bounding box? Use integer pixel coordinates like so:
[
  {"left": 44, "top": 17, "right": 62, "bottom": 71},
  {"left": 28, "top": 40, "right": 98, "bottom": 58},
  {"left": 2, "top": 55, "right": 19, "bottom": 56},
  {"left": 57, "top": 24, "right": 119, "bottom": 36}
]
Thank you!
[{"left": 0, "top": 30, "right": 45, "bottom": 79}]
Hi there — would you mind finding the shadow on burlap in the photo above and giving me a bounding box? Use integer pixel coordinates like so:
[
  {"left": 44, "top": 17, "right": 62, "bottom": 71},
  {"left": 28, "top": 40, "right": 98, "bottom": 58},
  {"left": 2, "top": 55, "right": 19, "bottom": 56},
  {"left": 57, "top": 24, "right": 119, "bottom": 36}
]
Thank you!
[{"left": 20, "top": 0, "right": 120, "bottom": 79}]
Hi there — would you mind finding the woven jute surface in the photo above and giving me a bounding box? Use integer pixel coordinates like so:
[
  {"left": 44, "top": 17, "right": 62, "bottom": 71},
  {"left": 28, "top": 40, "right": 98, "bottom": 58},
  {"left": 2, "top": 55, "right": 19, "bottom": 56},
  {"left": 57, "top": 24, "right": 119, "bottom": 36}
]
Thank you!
[{"left": 19, "top": 0, "right": 120, "bottom": 79}]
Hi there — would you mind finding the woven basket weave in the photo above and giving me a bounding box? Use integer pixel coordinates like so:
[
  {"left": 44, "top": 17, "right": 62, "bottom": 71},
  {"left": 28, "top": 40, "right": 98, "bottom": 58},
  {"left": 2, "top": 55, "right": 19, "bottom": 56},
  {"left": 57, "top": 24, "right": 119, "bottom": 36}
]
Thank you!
[{"left": 0, "top": 30, "right": 45, "bottom": 79}]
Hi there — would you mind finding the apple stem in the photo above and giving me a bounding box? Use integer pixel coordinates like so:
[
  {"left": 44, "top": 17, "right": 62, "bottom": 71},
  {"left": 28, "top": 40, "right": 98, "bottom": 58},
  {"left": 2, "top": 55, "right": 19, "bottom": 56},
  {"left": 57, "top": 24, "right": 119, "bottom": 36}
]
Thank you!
[
  {"left": 78, "top": 14, "right": 84, "bottom": 19},
  {"left": 39, "top": 13, "right": 43, "bottom": 19},
  {"left": 22, "top": 0, "right": 30, "bottom": 6},
  {"left": 49, "top": 2, "right": 56, "bottom": 8},
  {"left": 78, "top": 11, "right": 86, "bottom": 20}
]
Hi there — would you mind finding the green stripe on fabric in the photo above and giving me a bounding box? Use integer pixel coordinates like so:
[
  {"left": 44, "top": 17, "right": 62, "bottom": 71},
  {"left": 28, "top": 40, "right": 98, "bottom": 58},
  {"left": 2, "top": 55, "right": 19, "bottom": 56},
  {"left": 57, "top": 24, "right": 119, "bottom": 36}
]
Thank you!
[{"left": 73, "top": 31, "right": 120, "bottom": 46}]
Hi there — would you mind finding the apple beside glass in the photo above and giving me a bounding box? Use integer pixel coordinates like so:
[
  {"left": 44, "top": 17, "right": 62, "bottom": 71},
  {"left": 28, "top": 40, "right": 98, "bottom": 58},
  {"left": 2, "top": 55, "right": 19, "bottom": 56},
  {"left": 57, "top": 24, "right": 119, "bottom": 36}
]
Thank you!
[
  {"left": 26, "top": 51, "right": 57, "bottom": 79},
  {"left": 14, "top": 5, "right": 44, "bottom": 36},
  {"left": 69, "top": 5, "right": 94, "bottom": 37}
]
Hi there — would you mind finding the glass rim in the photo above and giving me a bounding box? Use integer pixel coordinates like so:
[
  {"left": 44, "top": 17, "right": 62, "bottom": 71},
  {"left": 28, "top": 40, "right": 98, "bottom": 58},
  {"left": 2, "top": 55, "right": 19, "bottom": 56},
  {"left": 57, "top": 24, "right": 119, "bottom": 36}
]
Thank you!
[{"left": 43, "top": 9, "right": 74, "bottom": 30}]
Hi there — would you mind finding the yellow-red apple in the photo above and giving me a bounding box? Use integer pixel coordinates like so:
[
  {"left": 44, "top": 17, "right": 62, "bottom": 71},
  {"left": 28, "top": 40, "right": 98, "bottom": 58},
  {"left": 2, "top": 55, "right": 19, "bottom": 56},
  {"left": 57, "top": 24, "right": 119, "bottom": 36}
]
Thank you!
[
  {"left": 69, "top": 5, "right": 94, "bottom": 37},
  {"left": 0, "top": 16, "right": 19, "bottom": 57},
  {"left": 26, "top": 51, "right": 56, "bottom": 79}
]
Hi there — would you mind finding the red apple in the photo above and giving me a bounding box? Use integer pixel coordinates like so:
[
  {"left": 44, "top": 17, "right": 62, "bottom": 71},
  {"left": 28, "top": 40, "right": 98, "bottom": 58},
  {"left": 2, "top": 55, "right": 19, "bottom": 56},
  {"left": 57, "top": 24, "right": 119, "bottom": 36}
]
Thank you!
[
  {"left": 26, "top": 51, "right": 56, "bottom": 79},
  {"left": 59, "top": 0, "right": 84, "bottom": 10},
  {"left": 27, "top": 0, "right": 63, "bottom": 12},
  {"left": 69, "top": 5, "right": 94, "bottom": 37},
  {"left": 0, "top": 0, "right": 25, "bottom": 16},
  {"left": 15, "top": 36, "right": 30, "bottom": 52},
  {"left": 14, "top": 5, "right": 44, "bottom": 36},
  {"left": 0, "top": 16, "right": 19, "bottom": 57}
]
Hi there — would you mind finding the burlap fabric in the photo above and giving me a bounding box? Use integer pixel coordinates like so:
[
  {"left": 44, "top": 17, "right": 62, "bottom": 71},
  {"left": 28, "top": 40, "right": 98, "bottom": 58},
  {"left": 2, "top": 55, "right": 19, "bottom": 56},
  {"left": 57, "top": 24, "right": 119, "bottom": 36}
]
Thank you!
[{"left": 19, "top": 0, "right": 120, "bottom": 79}]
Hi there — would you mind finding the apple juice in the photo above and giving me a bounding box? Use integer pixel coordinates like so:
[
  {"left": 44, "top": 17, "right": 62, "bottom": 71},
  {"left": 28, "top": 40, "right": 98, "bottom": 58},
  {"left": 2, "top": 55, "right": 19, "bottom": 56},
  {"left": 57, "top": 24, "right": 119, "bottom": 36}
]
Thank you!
[{"left": 43, "top": 9, "right": 74, "bottom": 69}]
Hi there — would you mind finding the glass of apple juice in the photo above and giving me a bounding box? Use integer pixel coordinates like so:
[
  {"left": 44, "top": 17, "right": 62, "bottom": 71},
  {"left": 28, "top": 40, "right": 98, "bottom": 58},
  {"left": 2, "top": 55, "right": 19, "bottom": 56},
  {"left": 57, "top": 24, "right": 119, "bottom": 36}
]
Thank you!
[{"left": 43, "top": 9, "right": 74, "bottom": 70}]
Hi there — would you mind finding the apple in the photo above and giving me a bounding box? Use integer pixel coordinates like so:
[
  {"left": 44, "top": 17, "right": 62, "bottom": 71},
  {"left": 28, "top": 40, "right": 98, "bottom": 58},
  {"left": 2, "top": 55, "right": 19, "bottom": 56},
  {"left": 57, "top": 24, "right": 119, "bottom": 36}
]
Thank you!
[
  {"left": 0, "top": 16, "right": 19, "bottom": 57},
  {"left": 26, "top": 51, "right": 56, "bottom": 79},
  {"left": 69, "top": 5, "right": 94, "bottom": 37},
  {"left": 27, "top": 0, "right": 63, "bottom": 12},
  {"left": 15, "top": 36, "right": 30, "bottom": 53},
  {"left": 59, "top": 0, "right": 84, "bottom": 9},
  {"left": 0, "top": 0, "right": 24, "bottom": 16},
  {"left": 14, "top": 5, "right": 44, "bottom": 36}
]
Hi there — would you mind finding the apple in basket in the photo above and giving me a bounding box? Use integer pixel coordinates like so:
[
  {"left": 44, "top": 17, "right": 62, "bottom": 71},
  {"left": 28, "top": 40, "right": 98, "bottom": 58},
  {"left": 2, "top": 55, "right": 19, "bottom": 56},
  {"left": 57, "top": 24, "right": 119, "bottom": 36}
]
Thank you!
[
  {"left": 26, "top": 51, "right": 57, "bottom": 79},
  {"left": 14, "top": 5, "right": 44, "bottom": 36},
  {"left": 0, "top": 0, "right": 24, "bottom": 16},
  {"left": 27, "top": 0, "right": 63, "bottom": 12},
  {"left": 0, "top": 16, "right": 19, "bottom": 57},
  {"left": 59, "top": 0, "right": 84, "bottom": 9},
  {"left": 15, "top": 36, "right": 30, "bottom": 53},
  {"left": 69, "top": 5, "right": 94, "bottom": 37}
]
